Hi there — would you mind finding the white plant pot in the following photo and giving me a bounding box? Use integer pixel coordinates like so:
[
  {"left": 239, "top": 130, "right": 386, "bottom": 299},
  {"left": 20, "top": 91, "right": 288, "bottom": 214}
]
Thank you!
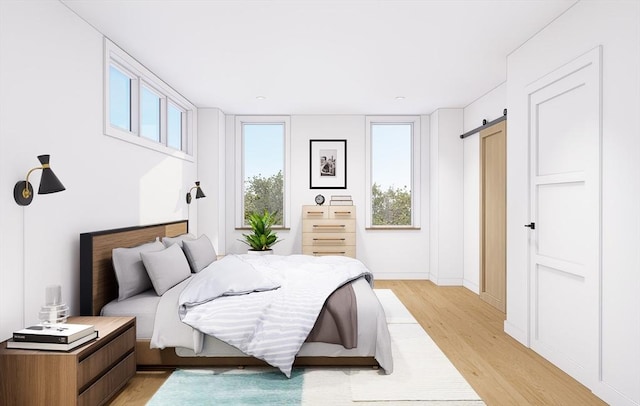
[{"left": 246, "top": 249, "right": 273, "bottom": 255}]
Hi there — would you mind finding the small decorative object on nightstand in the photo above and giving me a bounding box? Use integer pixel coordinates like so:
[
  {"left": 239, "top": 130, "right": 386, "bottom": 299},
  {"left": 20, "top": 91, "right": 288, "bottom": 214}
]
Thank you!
[
  {"left": 39, "top": 285, "right": 69, "bottom": 325},
  {"left": 315, "top": 194, "right": 325, "bottom": 205}
]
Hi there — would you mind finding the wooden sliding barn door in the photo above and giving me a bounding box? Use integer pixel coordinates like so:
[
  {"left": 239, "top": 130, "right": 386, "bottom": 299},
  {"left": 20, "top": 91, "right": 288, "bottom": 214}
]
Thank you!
[{"left": 480, "top": 120, "right": 507, "bottom": 313}]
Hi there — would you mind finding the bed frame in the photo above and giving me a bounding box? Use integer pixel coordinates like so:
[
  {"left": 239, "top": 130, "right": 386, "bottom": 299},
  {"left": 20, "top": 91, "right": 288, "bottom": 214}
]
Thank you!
[{"left": 79, "top": 220, "right": 377, "bottom": 369}]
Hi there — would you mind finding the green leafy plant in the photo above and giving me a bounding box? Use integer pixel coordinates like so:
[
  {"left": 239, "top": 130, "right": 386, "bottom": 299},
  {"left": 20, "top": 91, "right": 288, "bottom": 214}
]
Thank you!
[{"left": 239, "top": 210, "right": 282, "bottom": 251}]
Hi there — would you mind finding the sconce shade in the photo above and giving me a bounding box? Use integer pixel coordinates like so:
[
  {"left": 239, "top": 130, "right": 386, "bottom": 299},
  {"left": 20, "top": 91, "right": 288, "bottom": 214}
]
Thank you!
[
  {"left": 13, "top": 154, "right": 65, "bottom": 206},
  {"left": 186, "top": 181, "right": 206, "bottom": 204},
  {"left": 37, "top": 155, "right": 66, "bottom": 194},
  {"left": 195, "top": 184, "right": 206, "bottom": 199}
]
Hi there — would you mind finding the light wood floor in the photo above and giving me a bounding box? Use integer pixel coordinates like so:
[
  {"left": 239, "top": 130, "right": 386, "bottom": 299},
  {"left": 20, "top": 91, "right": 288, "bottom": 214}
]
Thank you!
[{"left": 108, "top": 280, "right": 606, "bottom": 406}]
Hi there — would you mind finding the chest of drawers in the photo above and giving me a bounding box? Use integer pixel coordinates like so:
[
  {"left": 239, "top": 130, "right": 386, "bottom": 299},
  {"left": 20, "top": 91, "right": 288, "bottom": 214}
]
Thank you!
[{"left": 302, "top": 205, "right": 356, "bottom": 258}]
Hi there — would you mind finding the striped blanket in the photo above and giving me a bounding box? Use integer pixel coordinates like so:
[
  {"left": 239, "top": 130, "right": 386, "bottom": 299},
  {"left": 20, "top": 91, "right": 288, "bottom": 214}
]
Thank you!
[{"left": 178, "top": 254, "right": 373, "bottom": 377}]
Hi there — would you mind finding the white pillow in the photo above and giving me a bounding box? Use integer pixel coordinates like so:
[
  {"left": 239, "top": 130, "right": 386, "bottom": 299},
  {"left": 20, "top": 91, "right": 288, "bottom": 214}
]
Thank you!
[
  {"left": 112, "top": 240, "right": 165, "bottom": 301},
  {"left": 140, "top": 243, "right": 192, "bottom": 296},
  {"left": 162, "top": 233, "right": 195, "bottom": 248},
  {"left": 182, "top": 235, "right": 217, "bottom": 273}
]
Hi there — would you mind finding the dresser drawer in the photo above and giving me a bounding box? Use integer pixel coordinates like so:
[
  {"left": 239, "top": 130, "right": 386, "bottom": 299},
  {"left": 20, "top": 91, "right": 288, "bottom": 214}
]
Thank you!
[
  {"left": 303, "top": 232, "right": 355, "bottom": 246},
  {"left": 77, "top": 325, "right": 135, "bottom": 390},
  {"left": 329, "top": 206, "right": 355, "bottom": 219},
  {"left": 302, "top": 206, "right": 328, "bottom": 219},
  {"left": 303, "top": 245, "right": 356, "bottom": 258},
  {"left": 302, "top": 219, "right": 355, "bottom": 233}
]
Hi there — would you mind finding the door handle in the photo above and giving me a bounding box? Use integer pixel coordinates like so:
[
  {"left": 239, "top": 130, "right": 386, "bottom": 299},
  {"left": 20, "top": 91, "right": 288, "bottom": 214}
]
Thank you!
[{"left": 524, "top": 222, "right": 535, "bottom": 230}]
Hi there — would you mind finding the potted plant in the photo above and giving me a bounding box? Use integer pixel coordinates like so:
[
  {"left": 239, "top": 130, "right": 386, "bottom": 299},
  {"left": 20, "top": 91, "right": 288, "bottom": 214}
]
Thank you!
[{"left": 240, "top": 210, "right": 282, "bottom": 254}]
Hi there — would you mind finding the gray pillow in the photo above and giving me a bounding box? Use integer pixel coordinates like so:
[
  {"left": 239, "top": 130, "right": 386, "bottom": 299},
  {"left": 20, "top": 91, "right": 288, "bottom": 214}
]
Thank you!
[
  {"left": 182, "top": 235, "right": 217, "bottom": 273},
  {"left": 112, "top": 240, "right": 165, "bottom": 301},
  {"left": 140, "top": 243, "right": 192, "bottom": 296},
  {"left": 162, "top": 233, "right": 195, "bottom": 248}
]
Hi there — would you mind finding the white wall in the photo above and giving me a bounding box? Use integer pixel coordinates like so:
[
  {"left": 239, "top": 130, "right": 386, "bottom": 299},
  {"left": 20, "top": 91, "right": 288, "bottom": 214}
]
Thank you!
[
  {"left": 222, "top": 114, "right": 431, "bottom": 279},
  {"left": 506, "top": 1, "right": 640, "bottom": 404},
  {"left": 429, "top": 109, "right": 464, "bottom": 285},
  {"left": 0, "top": 1, "right": 197, "bottom": 340},
  {"left": 462, "top": 84, "right": 506, "bottom": 293},
  {"left": 197, "top": 108, "right": 225, "bottom": 253}
]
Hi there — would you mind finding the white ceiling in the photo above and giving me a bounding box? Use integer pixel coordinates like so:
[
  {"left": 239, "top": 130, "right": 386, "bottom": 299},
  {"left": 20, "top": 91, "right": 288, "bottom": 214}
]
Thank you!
[{"left": 62, "top": 0, "right": 576, "bottom": 115}]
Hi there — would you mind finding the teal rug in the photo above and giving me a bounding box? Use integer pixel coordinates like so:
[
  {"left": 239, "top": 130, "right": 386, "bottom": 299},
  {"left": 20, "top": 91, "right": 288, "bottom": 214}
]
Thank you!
[{"left": 146, "top": 368, "right": 304, "bottom": 406}]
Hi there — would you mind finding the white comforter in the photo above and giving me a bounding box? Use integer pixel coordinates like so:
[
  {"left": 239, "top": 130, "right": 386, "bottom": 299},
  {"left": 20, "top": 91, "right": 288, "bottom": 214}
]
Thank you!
[{"left": 177, "top": 254, "right": 373, "bottom": 377}]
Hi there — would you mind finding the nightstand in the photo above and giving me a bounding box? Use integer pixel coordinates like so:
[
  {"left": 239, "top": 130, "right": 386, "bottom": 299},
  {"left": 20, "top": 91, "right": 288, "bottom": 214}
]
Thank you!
[{"left": 0, "top": 316, "right": 135, "bottom": 406}]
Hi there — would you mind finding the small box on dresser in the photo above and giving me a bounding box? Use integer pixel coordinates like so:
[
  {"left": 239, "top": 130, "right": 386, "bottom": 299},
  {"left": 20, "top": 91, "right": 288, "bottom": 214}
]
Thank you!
[
  {"left": 302, "top": 205, "right": 356, "bottom": 258},
  {"left": 0, "top": 316, "right": 135, "bottom": 406}
]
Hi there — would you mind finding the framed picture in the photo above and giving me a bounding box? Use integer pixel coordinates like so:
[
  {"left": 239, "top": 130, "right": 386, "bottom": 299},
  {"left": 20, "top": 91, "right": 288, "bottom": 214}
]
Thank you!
[{"left": 309, "top": 139, "right": 347, "bottom": 189}]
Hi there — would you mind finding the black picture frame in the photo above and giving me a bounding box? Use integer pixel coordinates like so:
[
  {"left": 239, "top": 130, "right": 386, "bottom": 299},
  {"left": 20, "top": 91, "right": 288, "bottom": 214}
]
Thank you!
[{"left": 309, "top": 139, "right": 347, "bottom": 189}]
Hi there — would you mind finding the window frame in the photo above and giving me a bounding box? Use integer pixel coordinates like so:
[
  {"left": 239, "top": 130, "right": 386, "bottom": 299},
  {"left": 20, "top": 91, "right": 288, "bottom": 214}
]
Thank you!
[
  {"left": 235, "top": 115, "right": 291, "bottom": 229},
  {"left": 365, "top": 116, "right": 421, "bottom": 229},
  {"left": 104, "top": 38, "right": 195, "bottom": 161}
]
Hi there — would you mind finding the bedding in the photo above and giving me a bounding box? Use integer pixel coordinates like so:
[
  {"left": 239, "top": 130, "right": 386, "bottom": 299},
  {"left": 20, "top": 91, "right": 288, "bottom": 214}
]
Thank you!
[
  {"left": 101, "top": 289, "right": 160, "bottom": 338},
  {"left": 182, "top": 234, "right": 217, "bottom": 272},
  {"left": 141, "top": 243, "right": 192, "bottom": 295},
  {"left": 162, "top": 233, "right": 195, "bottom": 248},
  {"left": 112, "top": 239, "right": 165, "bottom": 300},
  {"left": 306, "top": 282, "right": 357, "bottom": 348},
  {"left": 152, "top": 254, "right": 393, "bottom": 377}
]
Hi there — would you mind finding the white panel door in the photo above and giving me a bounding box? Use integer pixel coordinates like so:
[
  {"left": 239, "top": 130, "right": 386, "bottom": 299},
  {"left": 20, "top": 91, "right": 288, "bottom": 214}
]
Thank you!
[{"left": 527, "top": 47, "right": 601, "bottom": 388}]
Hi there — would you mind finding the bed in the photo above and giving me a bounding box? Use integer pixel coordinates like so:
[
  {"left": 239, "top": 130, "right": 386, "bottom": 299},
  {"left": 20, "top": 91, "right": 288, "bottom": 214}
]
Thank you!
[{"left": 79, "top": 220, "right": 392, "bottom": 373}]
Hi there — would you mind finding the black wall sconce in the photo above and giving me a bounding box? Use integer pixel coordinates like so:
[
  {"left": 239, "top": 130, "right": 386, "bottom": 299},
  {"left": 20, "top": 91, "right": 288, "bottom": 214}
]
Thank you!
[
  {"left": 186, "top": 181, "right": 206, "bottom": 204},
  {"left": 14, "top": 155, "right": 66, "bottom": 206}
]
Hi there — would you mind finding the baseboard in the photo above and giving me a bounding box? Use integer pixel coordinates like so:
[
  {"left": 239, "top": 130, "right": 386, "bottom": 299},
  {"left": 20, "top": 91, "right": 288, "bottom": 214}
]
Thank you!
[
  {"left": 431, "top": 277, "right": 464, "bottom": 286},
  {"left": 594, "top": 380, "right": 639, "bottom": 406},
  {"left": 504, "top": 320, "right": 528, "bottom": 346},
  {"left": 374, "top": 272, "right": 430, "bottom": 280},
  {"left": 462, "top": 280, "right": 479, "bottom": 294}
]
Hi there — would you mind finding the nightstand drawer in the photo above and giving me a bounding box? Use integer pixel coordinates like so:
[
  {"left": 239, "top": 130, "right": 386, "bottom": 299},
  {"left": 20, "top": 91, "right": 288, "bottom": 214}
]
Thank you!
[
  {"left": 77, "top": 325, "right": 135, "bottom": 390},
  {"left": 303, "top": 232, "right": 355, "bottom": 246},
  {"left": 78, "top": 352, "right": 135, "bottom": 406}
]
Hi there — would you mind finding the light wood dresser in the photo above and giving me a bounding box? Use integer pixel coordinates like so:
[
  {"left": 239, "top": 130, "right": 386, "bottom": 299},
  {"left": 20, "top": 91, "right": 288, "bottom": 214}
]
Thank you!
[
  {"left": 302, "top": 205, "right": 356, "bottom": 258},
  {"left": 0, "top": 316, "right": 135, "bottom": 406}
]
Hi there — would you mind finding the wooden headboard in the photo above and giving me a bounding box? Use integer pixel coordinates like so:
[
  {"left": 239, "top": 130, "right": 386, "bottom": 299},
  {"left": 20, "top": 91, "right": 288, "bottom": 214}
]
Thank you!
[{"left": 79, "top": 220, "right": 188, "bottom": 316}]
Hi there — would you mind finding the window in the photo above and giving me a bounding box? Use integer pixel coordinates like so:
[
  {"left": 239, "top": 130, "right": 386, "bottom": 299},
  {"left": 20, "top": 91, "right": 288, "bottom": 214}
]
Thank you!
[
  {"left": 104, "top": 38, "right": 195, "bottom": 160},
  {"left": 235, "top": 116, "right": 291, "bottom": 228},
  {"left": 167, "top": 103, "right": 184, "bottom": 150},
  {"left": 365, "top": 116, "right": 421, "bottom": 228},
  {"left": 140, "top": 85, "right": 161, "bottom": 142},
  {"left": 108, "top": 65, "right": 132, "bottom": 131}
]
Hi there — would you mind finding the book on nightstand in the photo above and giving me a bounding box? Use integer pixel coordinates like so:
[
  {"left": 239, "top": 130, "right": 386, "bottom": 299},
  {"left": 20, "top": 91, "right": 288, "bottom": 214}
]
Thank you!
[
  {"left": 13, "top": 323, "right": 95, "bottom": 344},
  {"left": 7, "top": 331, "right": 98, "bottom": 351}
]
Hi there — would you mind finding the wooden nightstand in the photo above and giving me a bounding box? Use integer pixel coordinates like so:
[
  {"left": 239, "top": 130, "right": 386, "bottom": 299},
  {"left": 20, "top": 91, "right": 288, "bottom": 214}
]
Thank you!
[{"left": 0, "top": 316, "right": 135, "bottom": 406}]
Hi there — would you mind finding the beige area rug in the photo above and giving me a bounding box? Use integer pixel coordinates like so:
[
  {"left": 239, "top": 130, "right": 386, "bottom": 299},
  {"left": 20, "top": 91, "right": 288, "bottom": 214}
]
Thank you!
[
  {"left": 148, "top": 290, "right": 485, "bottom": 405},
  {"left": 299, "top": 289, "right": 484, "bottom": 405}
]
